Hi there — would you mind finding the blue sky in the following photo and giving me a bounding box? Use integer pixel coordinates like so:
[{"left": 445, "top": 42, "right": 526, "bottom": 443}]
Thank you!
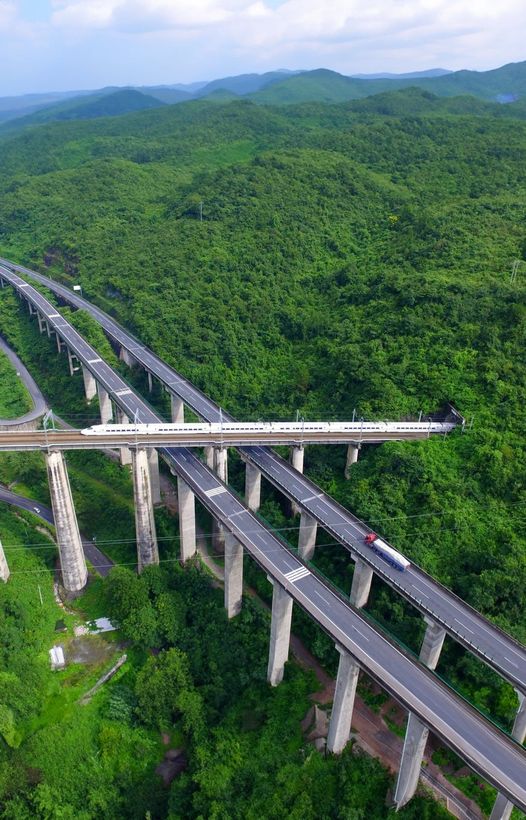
[{"left": 1, "top": 0, "right": 525, "bottom": 96}]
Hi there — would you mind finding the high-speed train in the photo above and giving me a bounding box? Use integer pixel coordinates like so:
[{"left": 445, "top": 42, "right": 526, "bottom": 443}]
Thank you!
[{"left": 80, "top": 420, "right": 458, "bottom": 436}]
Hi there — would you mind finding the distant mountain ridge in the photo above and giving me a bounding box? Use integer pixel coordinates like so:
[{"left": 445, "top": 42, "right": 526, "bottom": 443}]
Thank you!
[{"left": 1, "top": 60, "right": 526, "bottom": 131}]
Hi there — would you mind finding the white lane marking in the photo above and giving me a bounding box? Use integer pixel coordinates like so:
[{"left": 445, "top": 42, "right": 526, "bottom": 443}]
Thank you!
[
  {"left": 87, "top": 358, "right": 102, "bottom": 364},
  {"left": 115, "top": 388, "right": 133, "bottom": 396},
  {"left": 418, "top": 591, "right": 429, "bottom": 599},
  {"left": 314, "top": 588, "right": 332, "bottom": 606},
  {"left": 47, "top": 313, "right": 60, "bottom": 318},
  {"left": 284, "top": 566, "right": 311, "bottom": 583},
  {"left": 205, "top": 486, "right": 227, "bottom": 498},
  {"left": 504, "top": 657, "right": 519, "bottom": 668},
  {"left": 19, "top": 283, "right": 29, "bottom": 287},
  {"left": 454, "top": 618, "right": 474, "bottom": 634}
]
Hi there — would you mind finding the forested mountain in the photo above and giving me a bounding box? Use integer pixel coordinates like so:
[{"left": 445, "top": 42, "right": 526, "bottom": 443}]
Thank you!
[
  {"left": 0, "top": 90, "right": 525, "bottom": 816},
  {"left": 251, "top": 60, "right": 526, "bottom": 104}
]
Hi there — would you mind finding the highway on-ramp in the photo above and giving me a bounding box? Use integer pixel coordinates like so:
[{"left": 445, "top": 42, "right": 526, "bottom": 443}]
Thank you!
[{"left": 0, "top": 264, "right": 525, "bottom": 809}]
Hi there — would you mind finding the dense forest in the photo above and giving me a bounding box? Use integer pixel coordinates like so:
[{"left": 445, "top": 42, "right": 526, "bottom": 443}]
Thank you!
[{"left": 0, "top": 90, "right": 525, "bottom": 817}]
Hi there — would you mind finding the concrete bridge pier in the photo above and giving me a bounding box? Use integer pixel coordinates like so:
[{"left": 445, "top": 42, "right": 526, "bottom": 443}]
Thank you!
[
  {"left": 298, "top": 511, "right": 317, "bottom": 561},
  {"left": 349, "top": 557, "right": 374, "bottom": 609},
  {"left": 67, "top": 348, "right": 80, "bottom": 376},
  {"left": 290, "top": 446, "right": 304, "bottom": 516},
  {"left": 171, "top": 394, "right": 184, "bottom": 424},
  {"left": 148, "top": 449, "right": 161, "bottom": 504},
  {"left": 56, "top": 333, "right": 65, "bottom": 354},
  {"left": 177, "top": 476, "right": 196, "bottom": 562},
  {"left": 245, "top": 462, "right": 261, "bottom": 512},
  {"left": 212, "top": 447, "right": 228, "bottom": 551},
  {"left": 489, "top": 693, "right": 526, "bottom": 820},
  {"left": 147, "top": 371, "right": 153, "bottom": 392},
  {"left": 204, "top": 446, "right": 214, "bottom": 469},
  {"left": 131, "top": 447, "right": 159, "bottom": 571},
  {"left": 97, "top": 384, "right": 113, "bottom": 424},
  {"left": 37, "top": 313, "right": 46, "bottom": 334},
  {"left": 345, "top": 443, "right": 360, "bottom": 479},
  {"left": 326, "top": 646, "right": 360, "bottom": 753},
  {"left": 0, "top": 539, "right": 9, "bottom": 582},
  {"left": 45, "top": 450, "right": 87, "bottom": 595},
  {"left": 119, "top": 346, "right": 135, "bottom": 367},
  {"left": 394, "top": 617, "right": 447, "bottom": 808},
  {"left": 224, "top": 531, "right": 243, "bottom": 618},
  {"left": 267, "top": 579, "right": 293, "bottom": 686},
  {"left": 82, "top": 365, "right": 97, "bottom": 402},
  {"left": 116, "top": 409, "right": 132, "bottom": 466}
]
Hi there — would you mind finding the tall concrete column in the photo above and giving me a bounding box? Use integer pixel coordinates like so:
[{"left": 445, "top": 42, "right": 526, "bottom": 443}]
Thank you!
[
  {"left": 245, "top": 463, "right": 261, "bottom": 512},
  {"left": 82, "top": 365, "right": 97, "bottom": 402},
  {"left": 212, "top": 447, "right": 228, "bottom": 552},
  {"left": 116, "top": 408, "right": 132, "bottom": 466},
  {"left": 171, "top": 394, "right": 184, "bottom": 424},
  {"left": 0, "top": 539, "right": 9, "bottom": 582},
  {"left": 326, "top": 647, "right": 360, "bottom": 753},
  {"left": 37, "top": 313, "right": 46, "bottom": 334},
  {"left": 394, "top": 714, "right": 430, "bottom": 808},
  {"left": 267, "top": 580, "right": 293, "bottom": 686},
  {"left": 394, "top": 617, "right": 447, "bottom": 808},
  {"left": 290, "top": 446, "right": 304, "bottom": 516},
  {"left": 204, "top": 446, "right": 214, "bottom": 469},
  {"left": 490, "top": 693, "right": 526, "bottom": 820},
  {"left": 214, "top": 447, "right": 228, "bottom": 483},
  {"left": 147, "top": 371, "right": 153, "bottom": 392},
  {"left": 298, "top": 511, "right": 317, "bottom": 561},
  {"left": 224, "top": 531, "right": 243, "bottom": 618},
  {"left": 67, "top": 348, "right": 79, "bottom": 376},
  {"left": 148, "top": 448, "right": 161, "bottom": 505},
  {"left": 345, "top": 444, "right": 360, "bottom": 479},
  {"left": 56, "top": 333, "right": 64, "bottom": 353},
  {"left": 131, "top": 448, "right": 159, "bottom": 571},
  {"left": 97, "top": 384, "right": 113, "bottom": 424},
  {"left": 349, "top": 558, "right": 374, "bottom": 609},
  {"left": 177, "top": 476, "right": 196, "bottom": 562},
  {"left": 419, "top": 617, "right": 446, "bottom": 670},
  {"left": 119, "top": 346, "right": 135, "bottom": 367},
  {"left": 45, "top": 450, "right": 87, "bottom": 595}
]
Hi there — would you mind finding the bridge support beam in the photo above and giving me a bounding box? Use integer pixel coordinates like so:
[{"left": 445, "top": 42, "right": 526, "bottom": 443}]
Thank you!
[
  {"left": 67, "top": 348, "right": 79, "bottom": 376},
  {"left": 0, "top": 539, "right": 9, "bottom": 582},
  {"left": 326, "top": 647, "right": 360, "bottom": 753},
  {"left": 224, "top": 532, "right": 243, "bottom": 618},
  {"left": 148, "top": 448, "right": 161, "bottom": 505},
  {"left": 394, "top": 714, "right": 429, "bottom": 808},
  {"left": 212, "top": 447, "right": 228, "bottom": 551},
  {"left": 267, "top": 580, "right": 293, "bottom": 686},
  {"left": 489, "top": 693, "right": 526, "bottom": 820},
  {"left": 171, "top": 394, "right": 184, "bottom": 424},
  {"left": 204, "top": 446, "right": 214, "bottom": 469},
  {"left": 119, "top": 346, "right": 135, "bottom": 367},
  {"left": 37, "top": 313, "right": 46, "bottom": 334},
  {"left": 82, "top": 365, "right": 97, "bottom": 402},
  {"left": 245, "top": 463, "right": 261, "bottom": 512},
  {"left": 349, "top": 557, "right": 373, "bottom": 609},
  {"left": 97, "top": 384, "right": 113, "bottom": 424},
  {"left": 45, "top": 450, "right": 87, "bottom": 595},
  {"left": 116, "top": 409, "right": 132, "bottom": 466},
  {"left": 56, "top": 333, "right": 64, "bottom": 354},
  {"left": 177, "top": 476, "right": 196, "bottom": 562},
  {"left": 131, "top": 448, "right": 159, "bottom": 572},
  {"left": 298, "top": 511, "right": 317, "bottom": 561},
  {"left": 290, "top": 446, "right": 304, "bottom": 516},
  {"left": 345, "top": 444, "right": 360, "bottom": 479},
  {"left": 394, "top": 617, "right": 447, "bottom": 808}
]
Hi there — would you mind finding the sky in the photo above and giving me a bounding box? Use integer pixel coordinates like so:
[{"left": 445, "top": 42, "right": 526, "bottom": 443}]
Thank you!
[{"left": 1, "top": 0, "right": 525, "bottom": 96}]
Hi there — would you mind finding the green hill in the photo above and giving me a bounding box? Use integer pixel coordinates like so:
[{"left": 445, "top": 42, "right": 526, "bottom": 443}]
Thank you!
[
  {"left": 0, "top": 89, "right": 165, "bottom": 131},
  {"left": 251, "top": 61, "right": 526, "bottom": 104}
]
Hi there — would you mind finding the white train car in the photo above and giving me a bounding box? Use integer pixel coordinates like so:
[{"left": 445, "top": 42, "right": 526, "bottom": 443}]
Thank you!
[{"left": 364, "top": 533, "right": 410, "bottom": 572}]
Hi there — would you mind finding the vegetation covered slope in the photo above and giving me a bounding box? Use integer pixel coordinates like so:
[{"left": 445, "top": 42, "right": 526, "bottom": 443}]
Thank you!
[{"left": 0, "top": 94, "right": 525, "bottom": 696}]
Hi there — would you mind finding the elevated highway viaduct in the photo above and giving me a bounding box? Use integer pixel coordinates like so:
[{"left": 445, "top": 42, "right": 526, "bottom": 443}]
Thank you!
[{"left": 0, "top": 262, "right": 525, "bottom": 817}]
